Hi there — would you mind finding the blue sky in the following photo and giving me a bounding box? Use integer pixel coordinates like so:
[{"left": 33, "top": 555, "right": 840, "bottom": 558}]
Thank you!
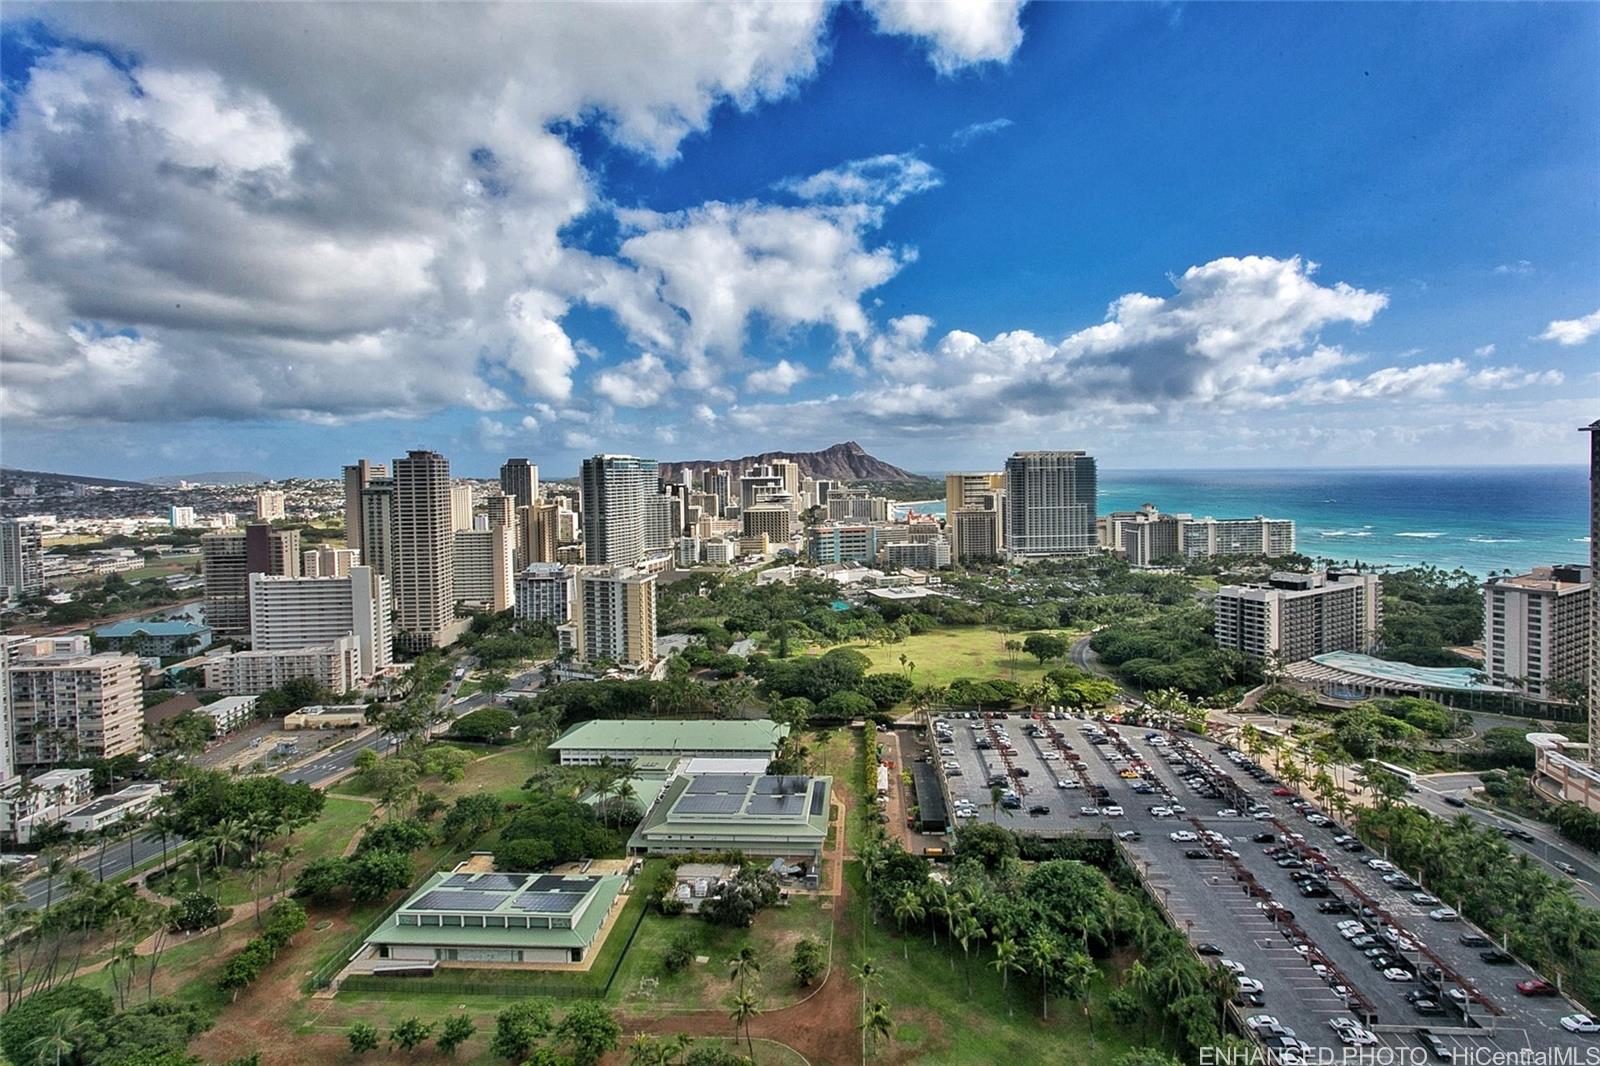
[{"left": 1, "top": 2, "right": 1595, "bottom": 479}]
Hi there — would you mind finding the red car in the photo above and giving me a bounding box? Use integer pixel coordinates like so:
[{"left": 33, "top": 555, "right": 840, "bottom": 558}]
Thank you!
[
  {"left": 1272, "top": 787, "right": 1295, "bottom": 797},
  {"left": 1517, "top": 979, "right": 1558, "bottom": 997}
]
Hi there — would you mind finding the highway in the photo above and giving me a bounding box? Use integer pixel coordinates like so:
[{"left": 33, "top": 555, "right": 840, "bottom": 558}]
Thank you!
[{"left": 10, "top": 657, "right": 480, "bottom": 911}]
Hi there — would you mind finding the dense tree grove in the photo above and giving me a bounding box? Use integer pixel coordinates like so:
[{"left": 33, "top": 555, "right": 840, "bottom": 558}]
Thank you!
[
  {"left": 1375, "top": 566, "right": 1483, "bottom": 666},
  {"left": 0, "top": 984, "right": 214, "bottom": 1066},
  {"left": 1090, "top": 605, "right": 1258, "bottom": 697},
  {"left": 1355, "top": 802, "right": 1600, "bottom": 1007},
  {"left": 494, "top": 793, "right": 620, "bottom": 870}
]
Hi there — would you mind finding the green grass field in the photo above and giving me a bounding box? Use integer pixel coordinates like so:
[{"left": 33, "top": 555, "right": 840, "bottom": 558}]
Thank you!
[
  {"left": 804, "top": 625, "right": 1087, "bottom": 689},
  {"left": 147, "top": 796, "right": 375, "bottom": 905},
  {"left": 611, "top": 892, "right": 834, "bottom": 1012}
]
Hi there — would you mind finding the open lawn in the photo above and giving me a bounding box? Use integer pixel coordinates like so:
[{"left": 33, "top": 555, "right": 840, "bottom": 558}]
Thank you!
[
  {"left": 330, "top": 743, "right": 554, "bottom": 806},
  {"left": 804, "top": 626, "right": 1087, "bottom": 690},
  {"left": 147, "top": 796, "right": 375, "bottom": 906},
  {"left": 612, "top": 893, "right": 835, "bottom": 1012}
]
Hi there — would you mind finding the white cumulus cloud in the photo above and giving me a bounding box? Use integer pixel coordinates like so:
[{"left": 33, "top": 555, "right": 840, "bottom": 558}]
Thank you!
[
  {"left": 1539, "top": 309, "right": 1600, "bottom": 346},
  {"left": 863, "top": 0, "right": 1029, "bottom": 73}
]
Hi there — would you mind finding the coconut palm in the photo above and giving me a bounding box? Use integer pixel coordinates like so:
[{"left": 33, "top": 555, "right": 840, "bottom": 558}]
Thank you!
[
  {"left": 990, "top": 936, "right": 1023, "bottom": 1008},
  {"left": 953, "top": 910, "right": 986, "bottom": 995},
  {"left": 729, "top": 991, "right": 761, "bottom": 1061},
  {"left": 26, "top": 1007, "right": 88, "bottom": 1066},
  {"left": 727, "top": 945, "right": 761, "bottom": 995},
  {"left": 1025, "top": 930, "right": 1061, "bottom": 1019},
  {"left": 1060, "top": 951, "right": 1098, "bottom": 1037},
  {"left": 891, "top": 888, "right": 925, "bottom": 960},
  {"left": 860, "top": 999, "right": 893, "bottom": 1061}
]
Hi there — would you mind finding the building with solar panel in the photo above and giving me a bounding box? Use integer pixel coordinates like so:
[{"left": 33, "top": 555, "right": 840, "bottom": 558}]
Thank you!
[
  {"left": 548, "top": 718, "right": 789, "bottom": 766},
  {"left": 355, "top": 867, "right": 627, "bottom": 970},
  {"left": 628, "top": 773, "right": 832, "bottom": 866}
]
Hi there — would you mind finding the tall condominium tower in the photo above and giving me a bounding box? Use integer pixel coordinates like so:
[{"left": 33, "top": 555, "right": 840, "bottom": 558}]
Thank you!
[
  {"left": 360, "top": 476, "right": 398, "bottom": 588},
  {"left": 580, "top": 454, "right": 659, "bottom": 567},
  {"left": 1585, "top": 420, "right": 1599, "bottom": 764},
  {"left": 1003, "top": 450, "right": 1098, "bottom": 557},
  {"left": 0, "top": 519, "right": 44, "bottom": 596},
  {"left": 517, "top": 501, "right": 560, "bottom": 567},
  {"left": 450, "top": 484, "right": 475, "bottom": 532},
  {"left": 201, "top": 525, "right": 299, "bottom": 635},
  {"left": 945, "top": 472, "right": 1006, "bottom": 516},
  {"left": 342, "top": 459, "right": 388, "bottom": 554},
  {"left": 500, "top": 458, "right": 539, "bottom": 509},
  {"left": 256, "top": 489, "right": 287, "bottom": 521},
  {"left": 393, "top": 449, "right": 459, "bottom": 650}
]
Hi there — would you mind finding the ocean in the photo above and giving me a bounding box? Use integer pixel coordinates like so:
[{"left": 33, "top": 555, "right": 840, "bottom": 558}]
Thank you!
[{"left": 891, "top": 466, "right": 1590, "bottom": 576}]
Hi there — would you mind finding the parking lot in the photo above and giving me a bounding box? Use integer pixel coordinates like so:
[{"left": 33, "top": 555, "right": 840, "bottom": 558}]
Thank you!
[{"left": 926, "top": 711, "right": 1597, "bottom": 1061}]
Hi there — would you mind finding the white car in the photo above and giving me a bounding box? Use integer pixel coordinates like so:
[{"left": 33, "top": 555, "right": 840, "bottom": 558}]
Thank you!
[
  {"left": 1428, "top": 908, "right": 1459, "bottom": 922},
  {"left": 1102, "top": 806, "right": 1124, "bottom": 817},
  {"left": 1080, "top": 806, "right": 1101, "bottom": 816},
  {"left": 1057, "top": 778, "right": 1081, "bottom": 789},
  {"left": 1236, "top": 977, "right": 1264, "bottom": 995},
  {"left": 1247, "top": 1015, "right": 1282, "bottom": 1032},
  {"left": 1560, "top": 1015, "right": 1600, "bottom": 1034},
  {"left": 1217, "top": 808, "right": 1240, "bottom": 818},
  {"left": 1149, "top": 806, "right": 1174, "bottom": 818},
  {"left": 1170, "top": 831, "right": 1199, "bottom": 842},
  {"left": 1367, "top": 858, "right": 1394, "bottom": 871},
  {"left": 1169, "top": 803, "right": 1187, "bottom": 814},
  {"left": 1220, "top": 959, "right": 1247, "bottom": 975},
  {"left": 1411, "top": 892, "right": 1439, "bottom": 906},
  {"left": 1382, "top": 968, "right": 1415, "bottom": 982},
  {"left": 1252, "top": 810, "right": 1273, "bottom": 820},
  {"left": 1337, "top": 1027, "right": 1377, "bottom": 1047}
]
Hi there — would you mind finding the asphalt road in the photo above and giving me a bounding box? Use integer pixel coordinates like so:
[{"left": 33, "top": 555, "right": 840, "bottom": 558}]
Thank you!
[{"left": 11, "top": 658, "right": 481, "bottom": 910}]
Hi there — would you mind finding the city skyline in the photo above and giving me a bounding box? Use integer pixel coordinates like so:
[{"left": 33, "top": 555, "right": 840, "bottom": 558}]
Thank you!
[{"left": 1, "top": 3, "right": 1596, "bottom": 480}]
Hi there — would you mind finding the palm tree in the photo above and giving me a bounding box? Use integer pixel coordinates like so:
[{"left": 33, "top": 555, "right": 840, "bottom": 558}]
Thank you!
[
  {"left": 1060, "top": 951, "right": 1098, "bottom": 1038},
  {"left": 26, "top": 1007, "right": 87, "bottom": 1066},
  {"left": 853, "top": 959, "right": 879, "bottom": 1063},
  {"left": 921, "top": 880, "right": 949, "bottom": 947},
  {"left": 729, "top": 991, "right": 761, "bottom": 1062},
  {"left": 990, "top": 936, "right": 1023, "bottom": 1008},
  {"left": 727, "top": 946, "right": 761, "bottom": 995},
  {"left": 953, "top": 910, "right": 986, "bottom": 995},
  {"left": 860, "top": 999, "right": 893, "bottom": 1061},
  {"left": 1026, "top": 931, "right": 1061, "bottom": 1019},
  {"left": 891, "top": 888, "right": 925, "bottom": 960}
]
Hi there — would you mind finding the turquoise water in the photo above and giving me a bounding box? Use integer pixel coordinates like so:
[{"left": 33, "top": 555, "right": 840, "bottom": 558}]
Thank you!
[{"left": 893, "top": 466, "right": 1590, "bottom": 576}]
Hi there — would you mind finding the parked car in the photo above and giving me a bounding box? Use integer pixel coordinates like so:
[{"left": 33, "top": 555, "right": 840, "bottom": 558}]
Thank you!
[
  {"left": 1028, "top": 804, "right": 1051, "bottom": 816},
  {"left": 1560, "top": 1015, "right": 1600, "bottom": 1034},
  {"left": 1478, "top": 950, "right": 1514, "bottom": 965},
  {"left": 1428, "top": 908, "right": 1459, "bottom": 922},
  {"left": 1518, "top": 979, "right": 1559, "bottom": 996},
  {"left": 1195, "top": 943, "right": 1223, "bottom": 956}
]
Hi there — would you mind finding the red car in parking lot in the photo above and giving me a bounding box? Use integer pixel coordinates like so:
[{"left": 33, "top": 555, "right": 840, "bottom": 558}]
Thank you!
[
  {"left": 1517, "top": 979, "right": 1558, "bottom": 997},
  {"left": 1272, "top": 787, "right": 1295, "bottom": 796}
]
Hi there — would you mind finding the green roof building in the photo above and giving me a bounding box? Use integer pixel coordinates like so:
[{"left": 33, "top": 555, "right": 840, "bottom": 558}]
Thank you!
[
  {"left": 628, "top": 773, "right": 831, "bottom": 865},
  {"left": 549, "top": 718, "right": 788, "bottom": 766},
  {"left": 356, "top": 868, "right": 626, "bottom": 970}
]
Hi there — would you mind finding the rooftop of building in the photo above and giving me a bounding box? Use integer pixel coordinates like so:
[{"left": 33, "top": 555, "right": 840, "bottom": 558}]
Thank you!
[
  {"left": 631, "top": 772, "right": 832, "bottom": 842},
  {"left": 66, "top": 783, "right": 161, "bottom": 818},
  {"left": 550, "top": 718, "right": 788, "bottom": 753},
  {"left": 94, "top": 619, "right": 211, "bottom": 638},
  {"left": 1486, "top": 564, "right": 1592, "bottom": 593},
  {"left": 371, "top": 869, "right": 624, "bottom": 948},
  {"left": 1296, "top": 651, "right": 1512, "bottom": 693}
]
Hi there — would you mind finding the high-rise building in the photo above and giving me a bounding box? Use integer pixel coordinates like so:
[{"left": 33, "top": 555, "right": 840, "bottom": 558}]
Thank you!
[
  {"left": 826, "top": 489, "right": 889, "bottom": 523},
  {"left": 500, "top": 458, "right": 539, "bottom": 509},
  {"left": 7, "top": 645, "right": 143, "bottom": 767},
  {"left": 450, "top": 484, "right": 475, "bottom": 532},
  {"left": 580, "top": 455, "right": 658, "bottom": 567},
  {"left": 249, "top": 565, "right": 393, "bottom": 679},
  {"left": 1484, "top": 564, "right": 1592, "bottom": 703},
  {"left": 1181, "top": 515, "right": 1296, "bottom": 559},
  {"left": 704, "top": 469, "right": 733, "bottom": 511},
  {"left": 343, "top": 460, "right": 388, "bottom": 554},
  {"left": 949, "top": 492, "right": 1004, "bottom": 562},
  {"left": 945, "top": 472, "right": 1006, "bottom": 516},
  {"left": 517, "top": 501, "right": 560, "bottom": 567},
  {"left": 1213, "top": 570, "right": 1382, "bottom": 663},
  {"left": 514, "top": 563, "right": 574, "bottom": 625},
  {"left": 771, "top": 459, "right": 801, "bottom": 503},
  {"left": 0, "top": 637, "right": 18, "bottom": 783},
  {"left": 201, "top": 637, "right": 361, "bottom": 696},
  {"left": 359, "top": 476, "right": 398, "bottom": 587},
  {"left": 0, "top": 520, "right": 44, "bottom": 597},
  {"left": 561, "top": 568, "right": 657, "bottom": 667},
  {"left": 739, "top": 472, "right": 786, "bottom": 512},
  {"left": 644, "top": 494, "right": 680, "bottom": 554},
  {"left": 1585, "top": 421, "right": 1599, "bottom": 765},
  {"left": 454, "top": 527, "right": 515, "bottom": 612},
  {"left": 1003, "top": 450, "right": 1097, "bottom": 557},
  {"left": 884, "top": 538, "right": 951, "bottom": 570},
  {"left": 743, "top": 504, "right": 793, "bottom": 543},
  {"left": 201, "top": 525, "right": 299, "bottom": 635},
  {"left": 169, "top": 506, "right": 196, "bottom": 529},
  {"left": 255, "top": 489, "right": 287, "bottom": 521},
  {"left": 482, "top": 492, "right": 516, "bottom": 531},
  {"left": 809, "top": 524, "right": 879, "bottom": 564},
  {"left": 303, "top": 547, "right": 360, "bottom": 578},
  {"left": 393, "top": 449, "right": 461, "bottom": 650}
]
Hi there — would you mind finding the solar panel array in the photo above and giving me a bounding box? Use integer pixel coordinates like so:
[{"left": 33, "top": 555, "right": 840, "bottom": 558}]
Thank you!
[
  {"left": 685, "top": 774, "right": 752, "bottom": 794},
  {"left": 810, "top": 786, "right": 826, "bottom": 816},
  {"left": 514, "top": 891, "right": 587, "bottom": 913},
  {"left": 748, "top": 793, "right": 806, "bottom": 815},
  {"left": 676, "top": 793, "right": 745, "bottom": 815},
  {"left": 411, "top": 889, "right": 510, "bottom": 912},
  {"left": 442, "top": 873, "right": 526, "bottom": 891}
]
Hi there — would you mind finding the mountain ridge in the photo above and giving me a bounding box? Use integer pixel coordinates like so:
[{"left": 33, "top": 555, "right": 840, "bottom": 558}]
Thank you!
[{"left": 658, "top": 441, "right": 920, "bottom": 483}]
